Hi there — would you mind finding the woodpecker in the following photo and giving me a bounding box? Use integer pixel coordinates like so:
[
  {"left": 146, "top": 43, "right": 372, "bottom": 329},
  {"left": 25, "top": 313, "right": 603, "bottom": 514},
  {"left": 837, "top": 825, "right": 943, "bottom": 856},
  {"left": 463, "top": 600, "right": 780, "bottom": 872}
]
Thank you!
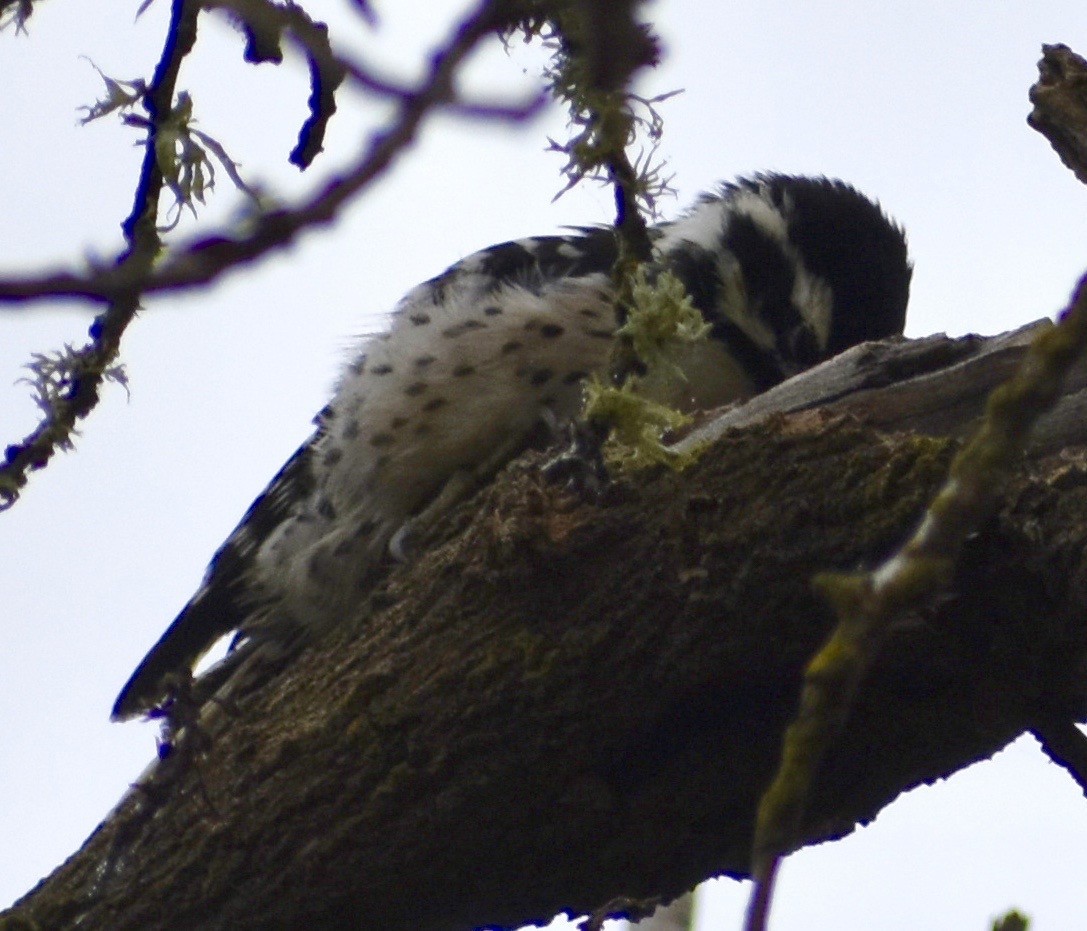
[{"left": 112, "top": 173, "right": 912, "bottom": 722}]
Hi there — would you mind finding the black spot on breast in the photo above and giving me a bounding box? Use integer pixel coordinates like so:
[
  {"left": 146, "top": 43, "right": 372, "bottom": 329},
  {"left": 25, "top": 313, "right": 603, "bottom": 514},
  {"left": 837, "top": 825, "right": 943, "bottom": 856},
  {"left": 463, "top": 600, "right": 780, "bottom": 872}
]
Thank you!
[
  {"left": 539, "top": 323, "right": 564, "bottom": 338},
  {"left": 423, "top": 397, "right": 448, "bottom": 412},
  {"left": 501, "top": 340, "right": 523, "bottom": 355},
  {"left": 452, "top": 364, "right": 476, "bottom": 377},
  {"left": 390, "top": 416, "right": 408, "bottom": 429},
  {"left": 324, "top": 447, "right": 343, "bottom": 467},
  {"left": 370, "top": 432, "right": 395, "bottom": 447},
  {"left": 371, "top": 363, "right": 394, "bottom": 375},
  {"left": 409, "top": 312, "right": 432, "bottom": 326},
  {"left": 342, "top": 419, "right": 360, "bottom": 440},
  {"left": 529, "top": 368, "right": 554, "bottom": 386},
  {"left": 405, "top": 382, "right": 428, "bottom": 397},
  {"left": 415, "top": 354, "right": 436, "bottom": 368},
  {"left": 582, "top": 328, "right": 614, "bottom": 340},
  {"left": 562, "top": 370, "right": 588, "bottom": 384},
  {"left": 317, "top": 497, "right": 336, "bottom": 519},
  {"left": 483, "top": 305, "right": 503, "bottom": 316},
  {"left": 442, "top": 319, "right": 488, "bottom": 339}
]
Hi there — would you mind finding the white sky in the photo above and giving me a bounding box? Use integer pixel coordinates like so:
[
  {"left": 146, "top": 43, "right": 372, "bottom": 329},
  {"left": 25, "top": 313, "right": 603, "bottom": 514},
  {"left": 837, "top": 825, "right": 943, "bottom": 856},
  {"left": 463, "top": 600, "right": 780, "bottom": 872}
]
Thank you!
[{"left": 3, "top": 1, "right": 1087, "bottom": 928}]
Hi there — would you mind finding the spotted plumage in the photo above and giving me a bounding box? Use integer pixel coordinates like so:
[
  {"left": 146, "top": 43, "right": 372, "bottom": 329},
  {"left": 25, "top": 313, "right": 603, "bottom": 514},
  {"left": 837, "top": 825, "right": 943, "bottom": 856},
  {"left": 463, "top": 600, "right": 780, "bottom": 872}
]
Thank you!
[{"left": 112, "top": 174, "right": 912, "bottom": 721}]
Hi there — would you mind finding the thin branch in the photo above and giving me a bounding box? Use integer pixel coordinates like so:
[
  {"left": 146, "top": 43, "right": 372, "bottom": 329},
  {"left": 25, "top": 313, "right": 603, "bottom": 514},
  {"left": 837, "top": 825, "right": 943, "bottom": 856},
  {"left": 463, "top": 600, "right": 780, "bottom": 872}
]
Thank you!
[
  {"left": 205, "top": 0, "right": 543, "bottom": 168},
  {"left": 0, "top": 0, "right": 202, "bottom": 509},
  {"left": 203, "top": 0, "right": 347, "bottom": 169},
  {"left": 0, "top": 0, "right": 519, "bottom": 508},
  {"left": 0, "top": 0, "right": 539, "bottom": 311},
  {"left": 0, "top": 0, "right": 35, "bottom": 32}
]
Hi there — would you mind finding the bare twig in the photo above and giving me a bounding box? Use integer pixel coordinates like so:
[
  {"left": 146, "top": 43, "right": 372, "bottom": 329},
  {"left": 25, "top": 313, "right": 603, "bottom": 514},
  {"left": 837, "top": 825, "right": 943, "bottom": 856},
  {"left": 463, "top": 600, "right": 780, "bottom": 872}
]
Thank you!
[
  {"left": 0, "top": 0, "right": 202, "bottom": 509},
  {"left": 203, "top": 0, "right": 347, "bottom": 168},
  {"left": 206, "top": 0, "right": 544, "bottom": 167},
  {"left": 0, "top": 0, "right": 35, "bottom": 32}
]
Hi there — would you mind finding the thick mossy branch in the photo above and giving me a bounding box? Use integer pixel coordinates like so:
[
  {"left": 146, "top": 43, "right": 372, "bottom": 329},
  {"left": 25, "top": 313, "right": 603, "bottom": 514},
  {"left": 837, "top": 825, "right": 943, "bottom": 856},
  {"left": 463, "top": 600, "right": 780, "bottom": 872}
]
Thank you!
[{"left": 9, "top": 328, "right": 1087, "bottom": 929}]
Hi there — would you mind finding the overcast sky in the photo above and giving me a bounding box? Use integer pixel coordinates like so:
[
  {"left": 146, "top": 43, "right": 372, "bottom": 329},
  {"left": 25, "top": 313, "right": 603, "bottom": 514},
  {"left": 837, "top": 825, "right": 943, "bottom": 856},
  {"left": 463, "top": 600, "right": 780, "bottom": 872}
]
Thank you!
[{"left": 4, "top": 1, "right": 1087, "bottom": 927}]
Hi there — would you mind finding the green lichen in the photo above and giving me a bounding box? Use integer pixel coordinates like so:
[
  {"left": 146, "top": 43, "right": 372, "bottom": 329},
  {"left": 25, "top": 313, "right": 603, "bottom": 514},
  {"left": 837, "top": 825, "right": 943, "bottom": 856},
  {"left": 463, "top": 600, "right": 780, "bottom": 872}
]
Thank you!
[
  {"left": 583, "top": 377, "right": 691, "bottom": 470},
  {"left": 616, "top": 268, "right": 712, "bottom": 379},
  {"left": 584, "top": 269, "right": 716, "bottom": 471}
]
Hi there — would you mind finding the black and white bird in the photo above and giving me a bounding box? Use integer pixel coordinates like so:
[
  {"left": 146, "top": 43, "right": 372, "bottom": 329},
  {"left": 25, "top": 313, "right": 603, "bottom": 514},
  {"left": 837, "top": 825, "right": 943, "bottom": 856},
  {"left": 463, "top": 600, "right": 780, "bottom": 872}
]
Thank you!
[{"left": 112, "top": 173, "right": 912, "bottom": 722}]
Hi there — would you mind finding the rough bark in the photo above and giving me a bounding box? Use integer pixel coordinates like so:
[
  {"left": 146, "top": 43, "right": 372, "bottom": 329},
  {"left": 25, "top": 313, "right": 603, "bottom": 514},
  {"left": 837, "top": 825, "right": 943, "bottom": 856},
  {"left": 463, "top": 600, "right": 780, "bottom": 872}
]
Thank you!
[{"left": 6, "top": 319, "right": 1087, "bottom": 931}]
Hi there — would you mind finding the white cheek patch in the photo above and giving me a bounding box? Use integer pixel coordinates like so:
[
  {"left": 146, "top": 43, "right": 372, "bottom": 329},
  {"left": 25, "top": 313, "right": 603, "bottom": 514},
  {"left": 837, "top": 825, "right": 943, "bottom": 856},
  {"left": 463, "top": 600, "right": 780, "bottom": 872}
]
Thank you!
[
  {"left": 731, "top": 183, "right": 834, "bottom": 353},
  {"left": 790, "top": 266, "right": 833, "bottom": 349},
  {"left": 654, "top": 197, "right": 730, "bottom": 254},
  {"left": 713, "top": 252, "right": 778, "bottom": 353},
  {"left": 729, "top": 188, "right": 791, "bottom": 245}
]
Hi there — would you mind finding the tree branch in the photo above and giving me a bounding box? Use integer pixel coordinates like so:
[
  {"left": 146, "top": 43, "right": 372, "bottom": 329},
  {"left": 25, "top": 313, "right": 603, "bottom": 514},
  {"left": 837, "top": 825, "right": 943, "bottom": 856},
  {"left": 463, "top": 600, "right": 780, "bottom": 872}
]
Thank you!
[{"left": 7, "top": 322, "right": 1087, "bottom": 930}]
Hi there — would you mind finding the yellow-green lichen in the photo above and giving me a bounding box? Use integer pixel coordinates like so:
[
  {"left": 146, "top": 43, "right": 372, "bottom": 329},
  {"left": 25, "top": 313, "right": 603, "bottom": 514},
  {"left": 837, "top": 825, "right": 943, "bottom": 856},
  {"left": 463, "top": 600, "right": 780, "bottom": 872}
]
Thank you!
[
  {"left": 583, "top": 377, "right": 692, "bottom": 470},
  {"left": 616, "top": 268, "right": 712, "bottom": 379},
  {"left": 585, "top": 269, "right": 717, "bottom": 471}
]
